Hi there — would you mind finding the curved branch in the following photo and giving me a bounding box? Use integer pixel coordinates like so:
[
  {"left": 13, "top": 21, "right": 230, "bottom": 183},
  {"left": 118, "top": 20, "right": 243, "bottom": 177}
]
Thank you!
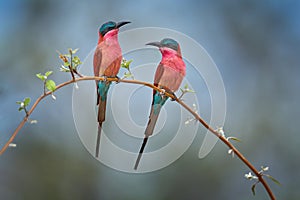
[
  {"left": 176, "top": 100, "right": 275, "bottom": 200},
  {"left": 0, "top": 76, "right": 276, "bottom": 200}
]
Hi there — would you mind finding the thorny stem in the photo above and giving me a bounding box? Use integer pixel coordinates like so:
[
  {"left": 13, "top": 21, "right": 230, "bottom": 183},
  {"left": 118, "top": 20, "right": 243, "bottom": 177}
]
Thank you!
[{"left": 0, "top": 76, "right": 276, "bottom": 200}]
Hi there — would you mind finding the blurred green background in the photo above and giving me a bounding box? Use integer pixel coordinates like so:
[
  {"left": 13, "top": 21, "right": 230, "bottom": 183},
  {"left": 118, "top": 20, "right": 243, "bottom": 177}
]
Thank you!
[{"left": 1, "top": 0, "right": 299, "bottom": 199}]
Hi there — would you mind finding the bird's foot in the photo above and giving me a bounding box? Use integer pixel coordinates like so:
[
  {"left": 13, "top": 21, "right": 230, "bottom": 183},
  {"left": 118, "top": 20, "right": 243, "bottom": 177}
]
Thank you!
[
  {"left": 115, "top": 76, "right": 121, "bottom": 84},
  {"left": 105, "top": 76, "right": 120, "bottom": 83},
  {"left": 159, "top": 89, "right": 166, "bottom": 96},
  {"left": 170, "top": 92, "right": 178, "bottom": 101},
  {"left": 101, "top": 75, "right": 108, "bottom": 82},
  {"left": 159, "top": 89, "right": 177, "bottom": 101}
]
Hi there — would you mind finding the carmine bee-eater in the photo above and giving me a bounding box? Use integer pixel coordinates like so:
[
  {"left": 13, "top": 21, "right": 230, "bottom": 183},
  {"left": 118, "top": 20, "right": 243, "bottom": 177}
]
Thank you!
[
  {"left": 93, "top": 21, "right": 130, "bottom": 157},
  {"left": 134, "top": 38, "right": 186, "bottom": 169}
]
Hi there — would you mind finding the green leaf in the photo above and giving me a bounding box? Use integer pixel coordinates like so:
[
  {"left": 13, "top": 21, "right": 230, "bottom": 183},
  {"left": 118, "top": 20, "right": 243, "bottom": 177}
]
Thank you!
[
  {"left": 126, "top": 59, "right": 132, "bottom": 66},
  {"left": 181, "top": 84, "right": 195, "bottom": 93},
  {"left": 186, "top": 89, "right": 195, "bottom": 93},
  {"left": 45, "top": 71, "right": 53, "bottom": 77},
  {"left": 72, "top": 56, "right": 82, "bottom": 69},
  {"left": 264, "top": 174, "right": 281, "bottom": 185},
  {"left": 123, "top": 72, "right": 134, "bottom": 79},
  {"left": 184, "top": 83, "right": 189, "bottom": 89},
  {"left": 227, "top": 137, "right": 242, "bottom": 142},
  {"left": 18, "top": 107, "right": 24, "bottom": 111},
  {"left": 46, "top": 80, "right": 56, "bottom": 92},
  {"left": 121, "top": 59, "right": 132, "bottom": 69},
  {"left": 251, "top": 184, "right": 256, "bottom": 195},
  {"left": 36, "top": 73, "right": 46, "bottom": 81},
  {"left": 63, "top": 54, "right": 71, "bottom": 58},
  {"left": 63, "top": 61, "right": 70, "bottom": 67},
  {"left": 24, "top": 97, "right": 31, "bottom": 106},
  {"left": 71, "top": 48, "right": 79, "bottom": 54},
  {"left": 121, "top": 63, "right": 128, "bottom": 69},
  {"left": 60, "top": 65, "right": 70, "bottom": 72},
  {"left": 73, "top": 56, "right": 79, "bottom": 62},
  {"left": 16, "top": 101, "right": 22, "bottom": 105}
]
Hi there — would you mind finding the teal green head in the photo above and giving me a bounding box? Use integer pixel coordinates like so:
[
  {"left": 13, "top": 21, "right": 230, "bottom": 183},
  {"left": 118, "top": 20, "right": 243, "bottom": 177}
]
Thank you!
[
  {"left": 99, "top": 21, "right": 131, "bottom": 37},
  {"left": 146, "top": 38, "right": 180, "bottom": 51}
]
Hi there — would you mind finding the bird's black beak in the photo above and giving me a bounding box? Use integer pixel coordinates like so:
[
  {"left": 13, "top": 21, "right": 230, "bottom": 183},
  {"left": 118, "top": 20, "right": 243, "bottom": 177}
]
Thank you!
[
  {"left": 146, "top": 42, "right": 162, "bottom": 48},
  {"left": 116, "top": 21, "right": 131, "bottom": 28}
]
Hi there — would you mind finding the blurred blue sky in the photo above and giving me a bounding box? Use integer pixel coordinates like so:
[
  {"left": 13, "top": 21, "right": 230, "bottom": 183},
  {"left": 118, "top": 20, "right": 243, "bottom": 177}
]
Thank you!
[{"left": 1, "top": 0, "right": 300, "bottom": 199}]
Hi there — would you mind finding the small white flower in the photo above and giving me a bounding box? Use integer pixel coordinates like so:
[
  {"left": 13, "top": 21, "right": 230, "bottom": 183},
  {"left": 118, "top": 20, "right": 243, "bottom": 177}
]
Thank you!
[
  {"left": 20, "top": 102, "right": 25, "bottom": 108},
  {"left": 185, "top": 118, "right": 196, "bottom": 126},
  {"left": 261, "top": 166, "right": 269, "bottom": 172},
  {"left": 245, "top": 172, "right": 252, "bottom": 179},
  {"left": 51, "top": 93, "right": 56, "bottom": 100},
  {"left": 228, "top": 149, "right": 234, "bottom": 158},
  {"left": 216, "top": 127, "right": 225, "bottom": 137},
  {"left": 30, "top": 119, "right": 38, "bottom": 124},
  {"left": 245, "top": 172, "right": 258, "bottom": 180},
  {"left": 74, "top": 82, "right": 79, "bottom": 89},
  {"left": 192, "top": 103, "right": 198, "bottom": 113},
  {"left": 9, "top": 143, "right": 17, "bottom": 148}
]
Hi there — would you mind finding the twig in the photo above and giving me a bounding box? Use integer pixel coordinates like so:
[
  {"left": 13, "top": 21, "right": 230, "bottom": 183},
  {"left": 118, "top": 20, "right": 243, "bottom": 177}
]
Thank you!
[
  {"left": 69, "top": 51, "right": 75, "bottom": 81},
  {"left": 0, "top": 76, "right": 276, "bottom": 200},
  {"left": 176, "top": 99, "right": 275, "bottom": 200},
  {"left": 73, "top": 69, "right": 83, "bottom": 77},
  {"left": 43, "top": 81, "right": 46, "bottom": 95}
]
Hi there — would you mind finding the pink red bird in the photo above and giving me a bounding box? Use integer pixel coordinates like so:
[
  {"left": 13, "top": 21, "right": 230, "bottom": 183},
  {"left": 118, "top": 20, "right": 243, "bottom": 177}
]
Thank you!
[
  {"left": 134, "top": 38, "right": 186, "bottom": 169},
  {"left": 93, "top": 21, "right": 130, "bottom": 157}
]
